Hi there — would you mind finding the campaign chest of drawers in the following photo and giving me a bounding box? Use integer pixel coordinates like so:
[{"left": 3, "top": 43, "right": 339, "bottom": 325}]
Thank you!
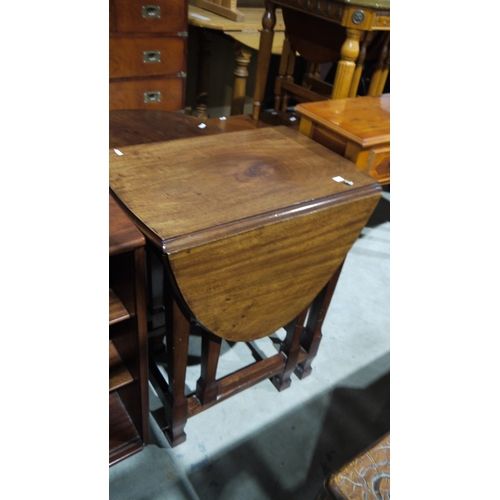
[{"left": 109, "top": 0, "right": 188, "bottom": 111}]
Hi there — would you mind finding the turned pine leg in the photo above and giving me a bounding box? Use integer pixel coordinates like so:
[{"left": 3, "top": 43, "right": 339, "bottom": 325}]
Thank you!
[
  {"left": 368, "top": 32, "right": 389, "bottom": 96},
  {"left": 231, "top": 42, "right": 252, "bottom": 116},
  {"left": 253, "top": 1, "right": 276, "bottom": 120},
  {"left": 332, "top": 28, "right": 362, "bottom": 100},
  {"left": 349, "top": 31, "right": 375, "bottom": 98},
  {"left": 376, "top": 45, "right": 390, "bottom": 95}
]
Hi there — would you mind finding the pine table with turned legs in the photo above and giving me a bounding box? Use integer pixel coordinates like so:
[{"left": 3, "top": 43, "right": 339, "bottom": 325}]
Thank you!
[{"left": 252, "top": 0, "right": 390, "bottom": 120}]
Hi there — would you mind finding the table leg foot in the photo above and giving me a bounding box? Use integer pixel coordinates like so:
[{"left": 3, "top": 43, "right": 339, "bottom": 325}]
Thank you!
[
  {"left": 271, "top": 308, "right": 307, "bottom": 390},
  {"left": 196, "top": 328, "right": 221, "bottom": 405}
]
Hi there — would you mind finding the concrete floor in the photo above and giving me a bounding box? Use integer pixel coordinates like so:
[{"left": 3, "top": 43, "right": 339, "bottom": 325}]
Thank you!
[{"left": 109, "top": 188, "right": 390, "bottom": 500}]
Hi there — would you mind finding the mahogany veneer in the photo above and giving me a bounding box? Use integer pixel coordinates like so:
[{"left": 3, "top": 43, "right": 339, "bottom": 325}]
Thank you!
[{"left": 109, "top": 121, "right": 381, "bottom": 445}]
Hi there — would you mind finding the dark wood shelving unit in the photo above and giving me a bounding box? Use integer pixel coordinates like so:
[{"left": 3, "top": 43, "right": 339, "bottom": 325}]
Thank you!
[
  {"left": 109, "top": 194, "right": 149, "bottom": 467},
  {"left": 109, "top": 289, "right": 131, "bottom": 325}
]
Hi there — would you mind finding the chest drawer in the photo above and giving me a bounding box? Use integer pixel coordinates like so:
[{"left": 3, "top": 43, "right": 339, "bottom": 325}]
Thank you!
[
  {"left": 109, "top": 76, "right": 185, "bottom": 111},
  {"left": 113, "top": 0, "right": 187, "bottom": 34},
  {"left": 110, "top": 37, "right": 186, "bottom": 78}
]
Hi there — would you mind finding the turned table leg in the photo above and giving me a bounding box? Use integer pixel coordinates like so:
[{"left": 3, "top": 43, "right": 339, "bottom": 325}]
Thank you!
[
  {"left": 332, "top": 28, "right": 362, "bottom": 100},
  {"left": 231, "top": 42, "right": 252, "bottom": 116},
  {"left": 253, "top": 0, "right": 277, "bottom": 120},
  {"left": 349, "top": 31, "right": 375, "bottom": 98},
  {"left": 368, "top": 32, "right": 390, "bottom": 96}
]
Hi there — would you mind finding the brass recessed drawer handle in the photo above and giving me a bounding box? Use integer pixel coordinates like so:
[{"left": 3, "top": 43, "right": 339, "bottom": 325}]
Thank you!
[
  {"left": 143, "top": 51, "right": 161, "bottom": 63},
  {"left": 142, "top": 5, "right": 161, "bottom": 18},
  {"left": 144, "top": 91, "right": 161, "bottom": 103}
]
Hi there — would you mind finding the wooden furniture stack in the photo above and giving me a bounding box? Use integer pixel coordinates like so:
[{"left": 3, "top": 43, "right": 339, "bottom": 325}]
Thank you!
[
  {"left": 109, "top": 194, "right": 149, "bottom": 466},
  {"left": 187, "top": 5, "right": 285, "bottom": 117},
  {"left": 109, "top": 119, "right": 382, "bottom": 446},
  {"left": 296, "top": 94, "right": 390, "bottom": 185},
  {"left": 253, "top": 0, "right": 390, "bottom": 120},
  {"left": 109, "top": 0, "right": 188, "bottom": 111}
]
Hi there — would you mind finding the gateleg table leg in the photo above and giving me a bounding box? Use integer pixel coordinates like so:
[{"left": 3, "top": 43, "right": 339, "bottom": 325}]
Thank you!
[
  {"left": 271, "top": 307, "right": 309, "bottom": 391},
  {"left": 295, "top": 260, "right": 345, "bottom": 379},
  {"left": 163, "top": 265, "right": 190, "bottom": 447},
  {"left": 196, "top": 328, "right": 222, "bottom": 405}
]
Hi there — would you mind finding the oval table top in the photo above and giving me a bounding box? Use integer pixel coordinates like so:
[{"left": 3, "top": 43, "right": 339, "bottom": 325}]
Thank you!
[{"left": 110, "top": 124, "right": 381, "bottom": 341}]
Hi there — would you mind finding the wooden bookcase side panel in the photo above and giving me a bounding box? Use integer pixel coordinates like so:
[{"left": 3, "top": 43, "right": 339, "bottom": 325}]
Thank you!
[
  {"left": 109, "top": 245, "right": 149, "bottom": 461},
  {"left": 132, "top": 246, "right": 150, "bottom": 446},
  {"left": 109, "top": 194, "right": 149, "bottom": 465}
]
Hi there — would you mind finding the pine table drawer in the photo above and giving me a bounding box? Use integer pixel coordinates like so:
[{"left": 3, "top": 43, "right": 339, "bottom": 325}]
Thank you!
[
  {"left": 109, "top": 77, "right": 185, "bottom": 111},
  {"left": 114, "top": 0, "right": 187, "bottom": 34},
  {"left": 110, "top": 37, "right": 185, "bottom": 78}
]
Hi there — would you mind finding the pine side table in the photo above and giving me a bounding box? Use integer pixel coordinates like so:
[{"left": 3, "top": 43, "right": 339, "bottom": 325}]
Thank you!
[{"left": 296, "top": 94, "right": 390, "bottom": 185}]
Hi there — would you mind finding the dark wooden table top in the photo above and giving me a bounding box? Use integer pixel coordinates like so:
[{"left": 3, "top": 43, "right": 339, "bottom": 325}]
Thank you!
[
  {"left": 110, "top": 126, "right": 379, "bottom": 250},
  {"left": 109, "top": 110, "right": 225, "bottom": 149},
  {"left": 109, "top": 194, "right": 145, "bottom": 255},
  {"left": 109, "top": 124, "right": 381, "bottom": 341}
]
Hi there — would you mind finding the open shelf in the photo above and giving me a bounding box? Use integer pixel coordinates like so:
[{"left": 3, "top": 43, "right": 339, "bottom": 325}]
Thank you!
[
  {"left": 109, "top": 194, "right": 149, "bottom": 466},
  {"left": 109, "top": 391, "right": 143, "bottom": 466},
  {"left": 109, "top": 340, "right": 134, "bottom": 391},
  {"left": 109, "top": 288, "right": 130, "bottom": 325}
]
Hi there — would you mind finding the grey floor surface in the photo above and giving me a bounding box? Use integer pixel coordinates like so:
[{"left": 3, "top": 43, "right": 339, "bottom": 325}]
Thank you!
[{"left": 109, "top": 188, "right": 390, "bottom": 500}]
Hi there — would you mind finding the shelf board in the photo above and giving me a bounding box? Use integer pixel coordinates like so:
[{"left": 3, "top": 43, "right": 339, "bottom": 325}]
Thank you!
[
  {"left": 109, "top": 288, "right": 130, "bottom": 325},
  {"left": 109, "top": 391, "right": 143, "bottom": 466},
  {"left": 109, "top": 340, "right": 134, "bottom": 391}
]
